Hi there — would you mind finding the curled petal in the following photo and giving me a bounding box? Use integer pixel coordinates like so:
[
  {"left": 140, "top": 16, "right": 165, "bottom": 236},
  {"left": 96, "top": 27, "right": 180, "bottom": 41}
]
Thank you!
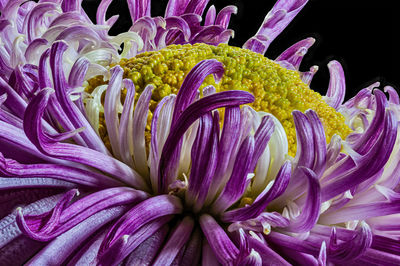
[
  {"left": 324, "top": 60, "right": 346, "bottom": 110},
  {"left": 285, "top": 167, "right": 321, "bottom": 233},
  {"left": 244, "top": 0, "right": 308, "bottom": 53},
  {"left": 158, "top": 90, "right": 254, "bottom": 193},
  {"left": 222, "top": 161, "right": 291, "bottom": 222},
  {"left": 275, "top": 37, "right": 315, "bottom": 70}
]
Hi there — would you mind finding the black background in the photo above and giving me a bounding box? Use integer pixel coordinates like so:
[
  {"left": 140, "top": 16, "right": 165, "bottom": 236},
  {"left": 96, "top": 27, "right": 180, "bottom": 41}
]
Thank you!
[{"left": 82, "top": 0, "right": 399, "bottom": 100}]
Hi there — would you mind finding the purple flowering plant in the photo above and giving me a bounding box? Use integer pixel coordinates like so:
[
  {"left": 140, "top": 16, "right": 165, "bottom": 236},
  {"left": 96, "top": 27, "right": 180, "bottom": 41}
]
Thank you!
[{"left": 0, "top": 0, "right": 399, "bottom": 265}]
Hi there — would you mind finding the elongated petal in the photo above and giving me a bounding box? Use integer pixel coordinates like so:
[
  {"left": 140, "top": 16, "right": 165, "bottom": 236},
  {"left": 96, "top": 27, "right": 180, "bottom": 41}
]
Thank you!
[
  {"left": 153, "top": 216, "right": 194, "bottom": 265},
  {"left": 27, "top": 206, "right": 127, "bottom": 265},
  {"left": 212, "top": 135, "right": 255, "bottom": 214},
  {"left": 199, "top": 214, "right": 239, "bottom": 264},
  {"left": 324, "top": 60, "right": 346, "bottom": 110},
  {"left": 23, "top": 88, "right": 149, "bottom": 190},
  {"left": 100, "top": 195, "right": 182, "bottom": 253},
  {"left": 158, "top": 90, "right": 254, "bottom": 192},
  {"left": 98, "top": 217, "right": 171, "bottom": 265},
  {"left": 49, "top": 41, "right": 109, "bottom": 154},
  {"left": 275, "top": 37, "right": 315, "bottom": 70},
  {"left": 243, "top": 0, "right": 308, "bottom": 53},
  {"left": 285, "top": 167, "right": 321, "bottom": 233},
  {"left": 16, "top": 187, "right": 147, "bottom": 241},
  {"left": 222, "top": 161, "right": 291, "bottom": 222},
  {"left": 123, "top": 224, "right": 170, "bottom": 265}
]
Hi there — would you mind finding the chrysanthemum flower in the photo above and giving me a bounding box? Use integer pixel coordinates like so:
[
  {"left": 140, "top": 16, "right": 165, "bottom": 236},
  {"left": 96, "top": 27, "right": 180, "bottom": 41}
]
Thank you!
[{"left": 0, "top": 0, "right": 399, "bottom": 265}]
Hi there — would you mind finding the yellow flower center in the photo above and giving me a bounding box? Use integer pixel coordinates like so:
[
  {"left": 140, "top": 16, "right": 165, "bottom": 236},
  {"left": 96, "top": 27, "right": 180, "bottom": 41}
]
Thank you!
[{"left": 86, "top": 43, "right": 351, "bottom": 156}]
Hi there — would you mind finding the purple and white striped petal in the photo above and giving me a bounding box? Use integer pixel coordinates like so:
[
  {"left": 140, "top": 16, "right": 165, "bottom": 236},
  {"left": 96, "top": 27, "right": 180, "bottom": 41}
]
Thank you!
[
  {"left": 323, "top": 60, "right": 346, "bottom": 110},
  {"left": 243, "top": 0, "right": 309, "bottom": 54},
  {"left": 222, "top": 161, "right": 291, "bottom": 222},
  {"left": 285, "top": 167, "right": 321, "bottom": 233},
  {"left": 158, "top": 90, "right": 254, "bottom": 193},
  {"left": 23, "top": 88, "right": 149, "bottom": 190},
  {"left": 275, "top": 37, "right": 315, "bottom": 70},
  {"left": 100, "top": 195, "right": 182, "bottom": 253}
]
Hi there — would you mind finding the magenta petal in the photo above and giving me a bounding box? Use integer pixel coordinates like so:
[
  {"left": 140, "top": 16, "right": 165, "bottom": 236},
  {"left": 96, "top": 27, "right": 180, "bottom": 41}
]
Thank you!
[{"left": 199, "top": 214, "right": 239, "bottom": 264}]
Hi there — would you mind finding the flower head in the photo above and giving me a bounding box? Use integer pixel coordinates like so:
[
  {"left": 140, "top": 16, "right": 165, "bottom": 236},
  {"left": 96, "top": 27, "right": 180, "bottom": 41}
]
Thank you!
[{"left": 0, "top": 0, "right": 399, "bottom": 265}]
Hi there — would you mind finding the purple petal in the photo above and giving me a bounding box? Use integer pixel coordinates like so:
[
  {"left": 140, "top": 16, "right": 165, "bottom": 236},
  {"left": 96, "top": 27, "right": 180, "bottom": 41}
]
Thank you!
[
  {"left": 328, "top": 222, "right": 372, "bottom": 262},
  {"left": 17, "top": 187, "right": 148, "bottom": 241},
  {"left": 100, "top": 195, "right": 182, "bottom": 253},
  {"left": 243, "top": 0, "right": 308, "bottom": 53},
  {"left": 49, "top": 41, "right": 109, "bottom": 154},
  {"left": 206, "top": 106, "right": 241, "bottom": 203},
  {"left": 158, "top": 90, "right": 254, "bottom": 193},
  {"left": 211, "top": 135, "right": 255, "bottom": 214},
  {"left": 275, "top": 37, "right": 315, "bottom": 70},
  {"left": 180, "top": 227, "right": 202, "bottom": 266},
  {"left": 186, "top": 112, "right": 219, "bottom": 211},
  {"left": 184, "top": 0, "right": 210, "bottom": 16},
  {"left": 204, "top": 5, "right": 216, "bottom": 26},
  {"left": 222, "top": 161, "right": 291, "bottom": 222},
  {"left": 199, "top": 214, "right": 239, "bottom": 264},
  {"left": 118, "top": 79, "right": 136, "bottom": 166},
  {"left": 215, "top": 5, "right": 237, "bottom": 29},
  {"left": 23, "top": 88, "right": 149, "bottom": 190},
  {"left": 171, "top": 59, "right": 224, "bottom": 128},
  {"left": 98, "top": 217, "right": 171, "bottom": 265},
  {"left": 27, "top": 206, "right": 127, "bottom": 265},
  {"left": 153, "top": 216, "right": 195, "bottom": 265},
  {"left": 123, "top": 224, "right": 170, "bottom": 265},
  {"left": 0, "top": 153, "right": 123, "bottom": 188},
  {"left": 285, "top": 167, "right": 321, "bottom": 233},
  {"left": 104, "top": 66, "right": 123, "bottom": 159},
  {"left": 248, "top": 233, "right": 291, "bottom": 265},
  {"left": 127, "top": 0, "right": 151, "bottom": 22},
  {"left": 132, "top": 85, "right": 153, "bottom": 177},
  {"left": 250, "top": 115, "right": 275, "bottom": 171},
  {"left": 0, "top": 177, "right": 75, "bottom": 190},
  {"left": 321, "top": 109, "right": 397, "bottom": 201},
  {"left": 324, "top": 60, "right": 346, "bottom": 110}
]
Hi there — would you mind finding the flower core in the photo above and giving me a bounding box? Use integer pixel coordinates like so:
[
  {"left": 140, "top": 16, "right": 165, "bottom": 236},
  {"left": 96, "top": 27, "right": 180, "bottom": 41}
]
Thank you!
[{"left": 86, "top": 43, "right": 351, "bottom": 155}]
